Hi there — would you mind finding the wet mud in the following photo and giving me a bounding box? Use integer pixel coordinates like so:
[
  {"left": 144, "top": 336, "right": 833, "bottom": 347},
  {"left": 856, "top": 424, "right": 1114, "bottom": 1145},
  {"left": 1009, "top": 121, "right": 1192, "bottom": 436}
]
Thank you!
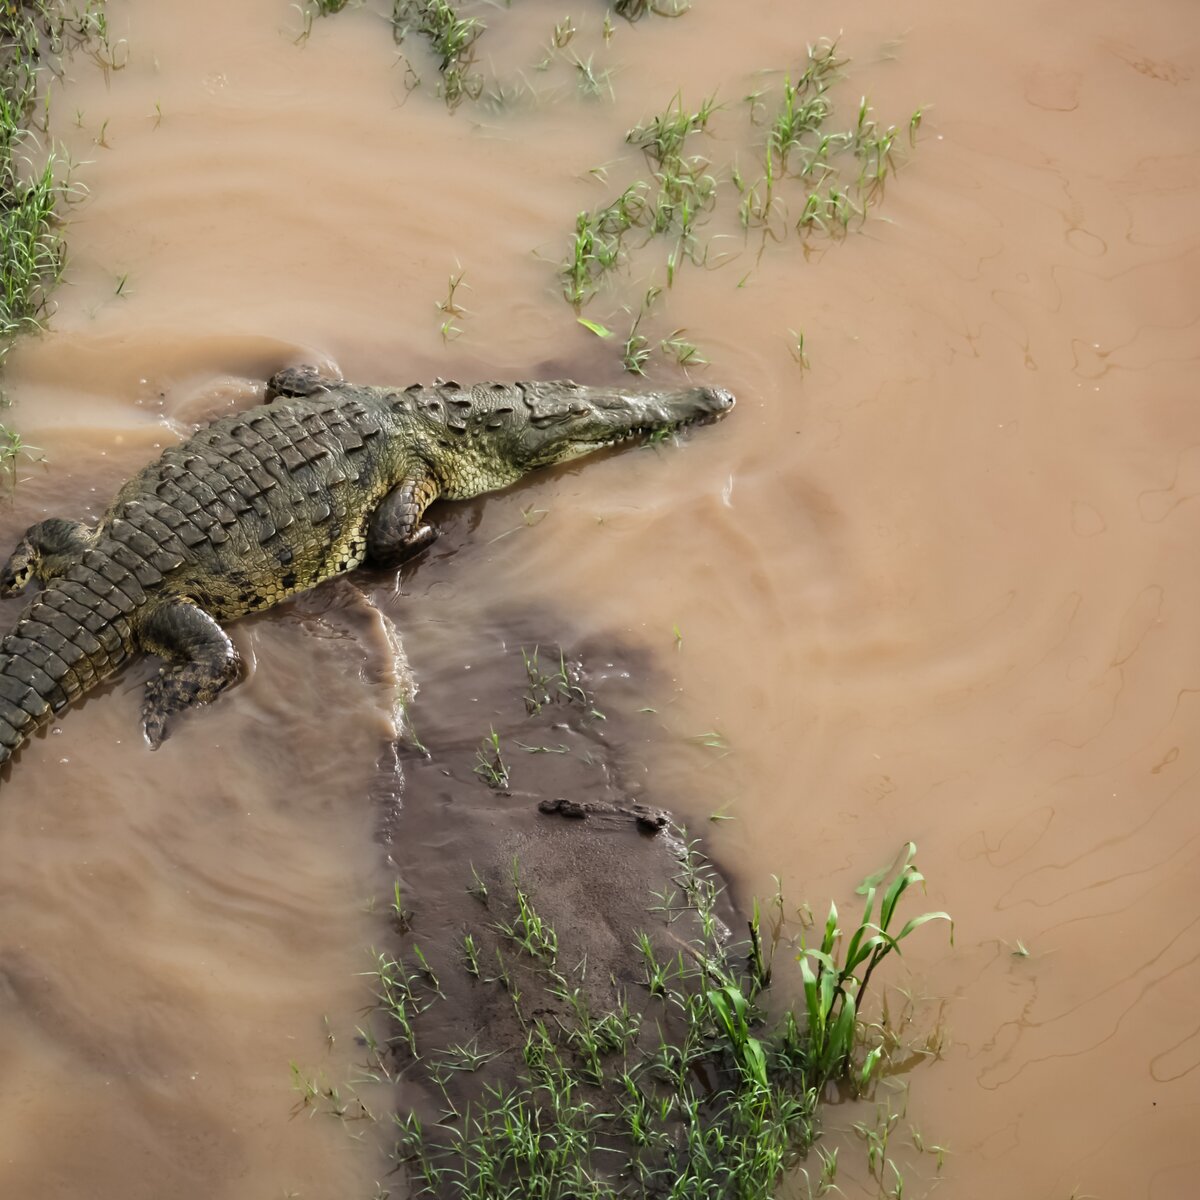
[{"left": 349, "top": 562, "right": 756, "bottom": 1194}]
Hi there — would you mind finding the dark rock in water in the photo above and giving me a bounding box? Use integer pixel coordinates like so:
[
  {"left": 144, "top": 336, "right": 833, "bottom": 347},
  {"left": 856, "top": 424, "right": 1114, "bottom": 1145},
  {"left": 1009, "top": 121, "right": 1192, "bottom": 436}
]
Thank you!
[{"left": 537, "top": 795, "right": 672, "bottom": 833}]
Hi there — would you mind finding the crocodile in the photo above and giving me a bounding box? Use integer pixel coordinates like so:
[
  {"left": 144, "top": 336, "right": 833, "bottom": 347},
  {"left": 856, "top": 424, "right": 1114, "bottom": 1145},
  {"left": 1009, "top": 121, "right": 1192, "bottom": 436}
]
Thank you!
[{"left": 0, "top": 367, "right": 734, "bottom": 779}]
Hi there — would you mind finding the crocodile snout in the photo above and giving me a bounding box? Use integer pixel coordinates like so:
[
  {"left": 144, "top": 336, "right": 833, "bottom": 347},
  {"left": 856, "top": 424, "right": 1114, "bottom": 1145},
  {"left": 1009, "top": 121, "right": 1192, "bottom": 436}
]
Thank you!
[
  {"left": 680, "top": 386, "right": 735, "bottom": 426},
  {"left": 702, "top": 386, "right": 736, "bottom": 415}
]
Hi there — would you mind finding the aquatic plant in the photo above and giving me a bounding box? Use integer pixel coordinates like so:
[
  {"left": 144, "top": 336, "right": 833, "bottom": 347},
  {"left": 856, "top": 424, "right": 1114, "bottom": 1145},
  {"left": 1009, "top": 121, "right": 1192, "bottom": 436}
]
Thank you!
[
  {"left": 0, "top": 1, "right": 113, "bottom": 475},
  {"left": 472, "top": 725, "right": 510, "bottom": 790},
  {"left": 392, "top": 0, "right": 484, "bottom": 107},
  {"left": 2, "top": 4, "right": 69, "bottom": 361},
  {"left": 348, "top": 840, "right": 953, "bottom": 1198},
  {"left": 562, "top": 39, "right": 924, "bottom": 373}
]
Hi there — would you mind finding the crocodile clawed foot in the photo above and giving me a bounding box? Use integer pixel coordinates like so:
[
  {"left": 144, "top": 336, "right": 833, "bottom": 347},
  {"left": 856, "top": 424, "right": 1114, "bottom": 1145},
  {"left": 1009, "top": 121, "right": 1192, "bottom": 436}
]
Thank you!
[
  {"left": 143, "top": 716, "right": 168, "bottom": 750},
  {"left": 142, "top": 674, "right": 171, "bottom": 749},
  {"left": 397, "top": 524, "right": 438, "bottom": 564},
  {"left": 141, "top": 667, "right": 219, "bottom": 750},
  {"left": 137, "top": 601, "right": 241, "bottom": 752}
]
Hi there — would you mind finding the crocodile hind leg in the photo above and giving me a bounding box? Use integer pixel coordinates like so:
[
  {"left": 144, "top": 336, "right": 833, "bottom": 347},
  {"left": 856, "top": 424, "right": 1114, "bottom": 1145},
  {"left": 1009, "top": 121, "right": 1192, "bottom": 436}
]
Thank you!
[
  {"left": 365, "top": 476, "right": 441, "bottom": 569},
  {"left": 136, "top": 599, "right": 242, "bottom": 749},
  {"left": 0, "top": 518, "right": 95, "bottom": 597}
]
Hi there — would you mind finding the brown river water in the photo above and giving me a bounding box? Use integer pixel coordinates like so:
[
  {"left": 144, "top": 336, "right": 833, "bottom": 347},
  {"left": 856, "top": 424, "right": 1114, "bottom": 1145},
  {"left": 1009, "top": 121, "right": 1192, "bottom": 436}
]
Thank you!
[{"left": 1, "top": 1, "right": 1198, "bottom": 1197}]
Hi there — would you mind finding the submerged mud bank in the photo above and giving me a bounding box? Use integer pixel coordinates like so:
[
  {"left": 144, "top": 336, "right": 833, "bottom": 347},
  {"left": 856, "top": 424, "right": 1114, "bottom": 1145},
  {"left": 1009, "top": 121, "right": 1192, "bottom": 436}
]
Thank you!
[{"left": 347, "top": 585, "right": 803, "bottom": 1197}]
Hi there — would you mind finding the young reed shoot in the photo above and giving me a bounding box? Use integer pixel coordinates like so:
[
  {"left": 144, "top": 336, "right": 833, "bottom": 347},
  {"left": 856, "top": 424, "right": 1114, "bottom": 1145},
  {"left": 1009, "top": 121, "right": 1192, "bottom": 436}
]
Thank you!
[{"left": 473, "top": 726, "right": 510, "bottom": 790}]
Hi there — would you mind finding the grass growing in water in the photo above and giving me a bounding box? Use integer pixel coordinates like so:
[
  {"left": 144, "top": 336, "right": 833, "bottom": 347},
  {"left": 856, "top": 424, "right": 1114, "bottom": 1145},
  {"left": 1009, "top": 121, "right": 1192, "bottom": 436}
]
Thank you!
[
  {"left": 297, "top": 9, "right": 906, "bottom": 376},
  {"left": 0, "top": 2, "right": 111, "bottom": 476},
  {"left": 562, "top": 38, "right": 923, "bottom": 372},
  {"left": 521, "top": 645, "right": 603, "bottom": 719},
  {"left": 562, "top": 93, "right": 718, "bottom": 310},
  {"left": 2, "top": 4, "right": 82, "bottom": 363},
  {"left": 392, "top": 0, "right": 485, "bottom": 107},
  {"left": 472, "top": 725, "right": 510, "bottom": 790},
  {"left": 364, "top": 839, "right": 951, "bottom": 1197},
  {"left": 306, "top": 1, "right": 691, "bottom": 112}
]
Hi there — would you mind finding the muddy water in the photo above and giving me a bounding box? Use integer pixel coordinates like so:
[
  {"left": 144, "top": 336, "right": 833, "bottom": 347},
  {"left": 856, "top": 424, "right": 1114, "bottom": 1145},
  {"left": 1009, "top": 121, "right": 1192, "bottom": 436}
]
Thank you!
[{"left": 0, "top": 0, "right": 1197, "bottom": 1196}]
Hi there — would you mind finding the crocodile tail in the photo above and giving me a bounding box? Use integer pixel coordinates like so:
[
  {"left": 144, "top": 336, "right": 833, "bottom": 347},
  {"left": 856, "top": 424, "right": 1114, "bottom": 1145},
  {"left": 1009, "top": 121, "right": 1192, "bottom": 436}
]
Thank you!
[{"left": 0, "top": 574, "right": 136, "bottom": 774}]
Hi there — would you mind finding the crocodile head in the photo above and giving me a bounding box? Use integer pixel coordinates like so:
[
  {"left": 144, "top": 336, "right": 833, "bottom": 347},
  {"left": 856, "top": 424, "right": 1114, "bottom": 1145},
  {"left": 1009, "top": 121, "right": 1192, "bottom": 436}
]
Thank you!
[{"left": 411, "top": 380, "right": 736, "bottom": 499}]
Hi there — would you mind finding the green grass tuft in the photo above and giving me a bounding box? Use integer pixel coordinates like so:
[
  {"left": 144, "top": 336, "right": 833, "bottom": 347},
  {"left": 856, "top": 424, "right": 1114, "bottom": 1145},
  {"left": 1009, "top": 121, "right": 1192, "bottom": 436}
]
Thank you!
[
  {"left": 473, "top": 725, "right": 510, "bottom": 790},
  {"left": 563, "top": 38, "right": 921, "bottom": 374},
  {"left": 371, "top": 840, "right": 951, "bottom": 1198},
  {"left": 392, "top": 0, "right": 484, "bottom": 107},
  {"left": 2, "top": 5, "right": 69, "bottom": 363},
  {"left": 0, "top": 2, "right": 114, "bottom": 475}
]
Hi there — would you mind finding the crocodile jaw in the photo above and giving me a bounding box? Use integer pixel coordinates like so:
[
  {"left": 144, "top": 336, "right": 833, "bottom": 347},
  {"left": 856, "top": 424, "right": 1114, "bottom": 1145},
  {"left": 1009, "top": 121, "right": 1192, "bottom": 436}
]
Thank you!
[{"left": 521, "top": 385, "right": 736, "bottom": 468}]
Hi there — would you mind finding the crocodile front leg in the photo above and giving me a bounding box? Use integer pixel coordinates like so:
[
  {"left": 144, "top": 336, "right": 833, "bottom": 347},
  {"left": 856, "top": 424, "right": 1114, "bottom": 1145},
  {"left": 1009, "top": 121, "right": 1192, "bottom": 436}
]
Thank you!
[
  {"left": 136, "top": 599, "right": 242, "bottom": 748},
  {"left": 366, "top": 476, "right": 441, "bottom": 568},
  {"left": 264, "top": 364, "right": 336, "bottom": 401}
]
